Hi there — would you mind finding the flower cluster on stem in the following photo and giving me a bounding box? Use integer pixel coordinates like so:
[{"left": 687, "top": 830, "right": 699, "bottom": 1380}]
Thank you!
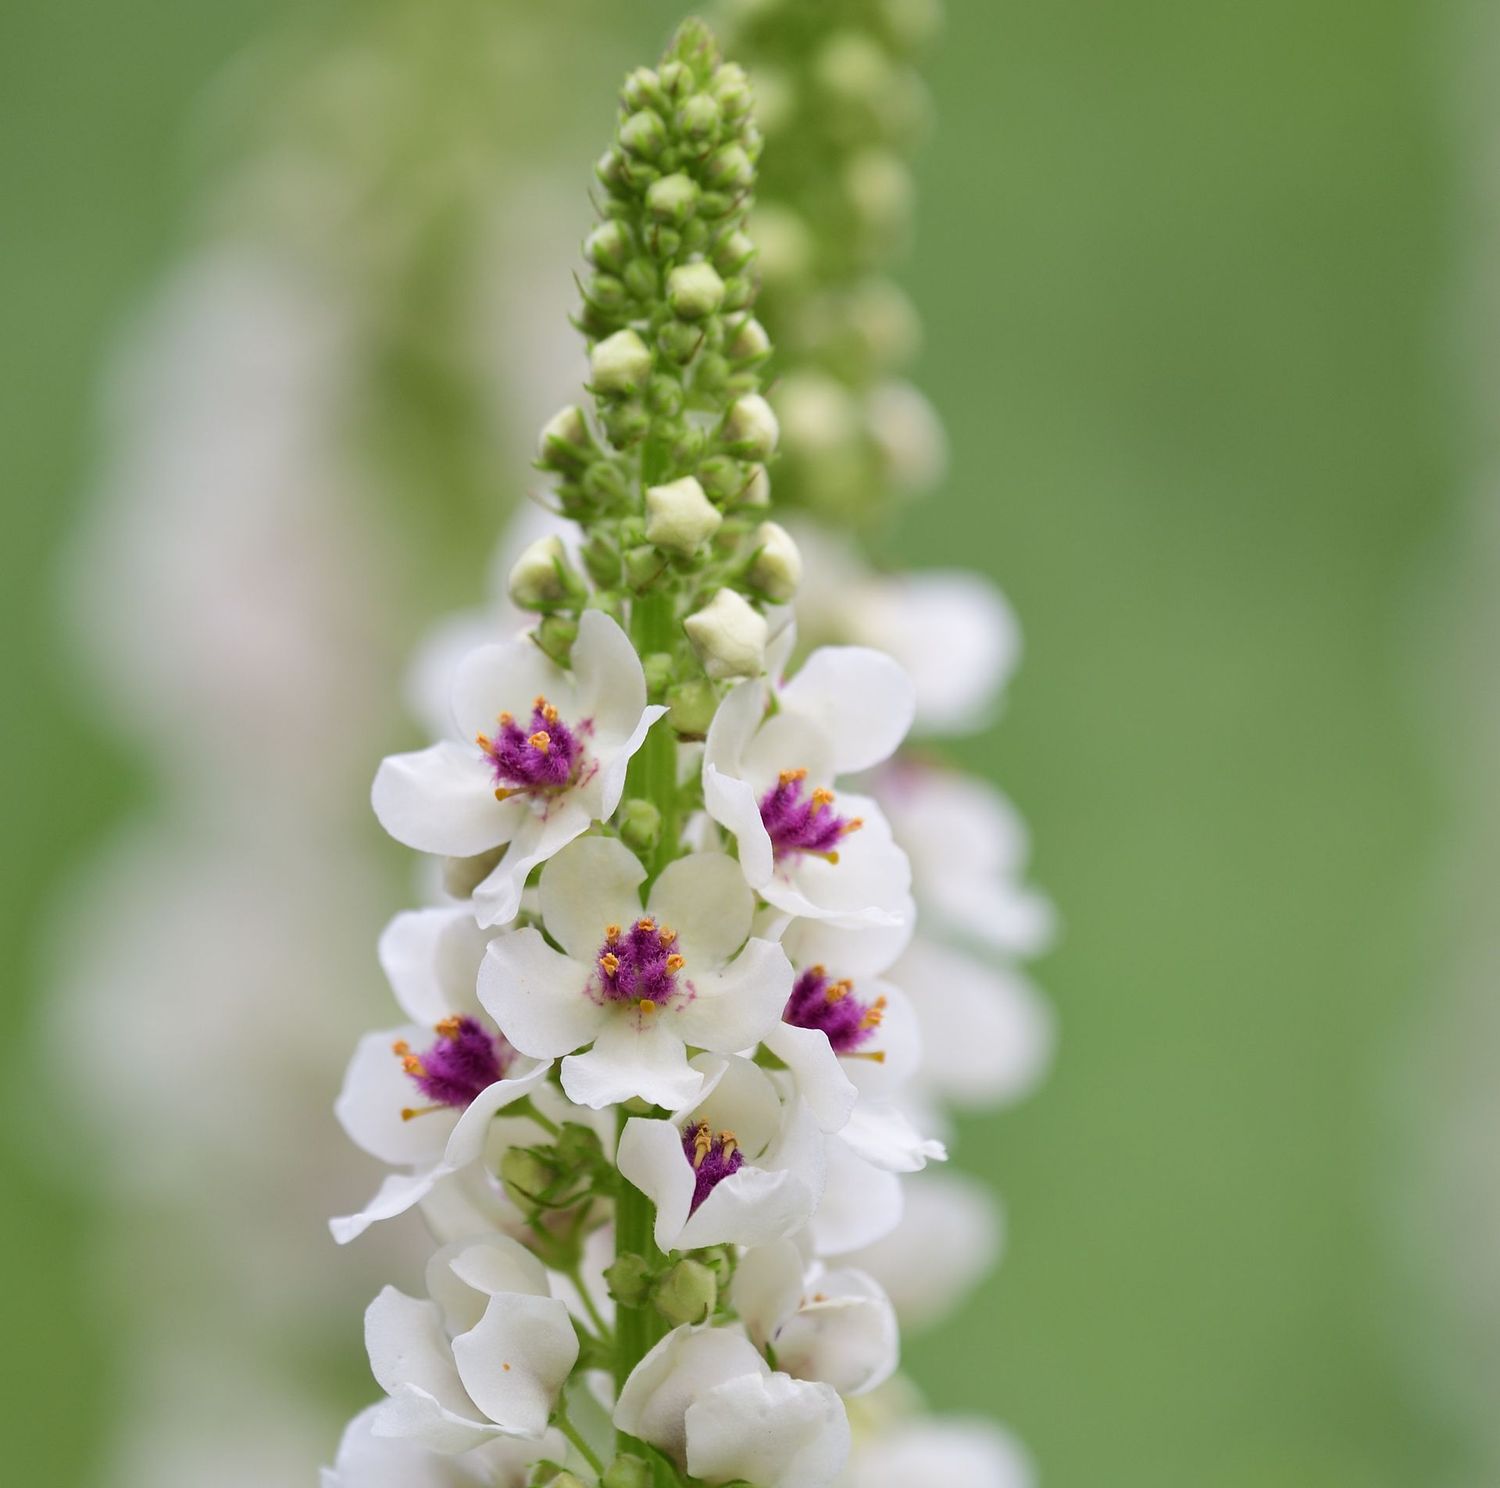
[{"left": 329, "top": 16, "right": 1042, "bottom": 1488}]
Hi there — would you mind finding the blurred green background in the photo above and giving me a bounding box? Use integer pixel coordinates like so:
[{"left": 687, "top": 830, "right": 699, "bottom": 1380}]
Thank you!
[{"left": 0, "top": 1, "right": 1462, "bottom": 1484}]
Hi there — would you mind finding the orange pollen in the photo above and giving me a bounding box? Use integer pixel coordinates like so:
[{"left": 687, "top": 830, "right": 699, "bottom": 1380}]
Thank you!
[
  {"left": 810, "top": 787, "right": 836, "bottom": 812},
  {"left": 809, "top": 963, "right": 827, "bottom": 978},
  {"left": 475, "top": 732, "right": 492, "bottom": 751},
  {"left": 779, "top": 767, "right": 809, "bottom": 785},
  {"left": 692, "top": 1127, "right": 714, "bottom": 1167},
  {"left": 601, "top": 952, "right": 621, "bottom": 975},
  {"left": 401, "top": 1054, "right": 426, "bottom": 1077},
  {"left": 720, "top": 1130, "right": 739, "bottom": 1161},
  {"left": 391, "top": 1039, "right": 412, "bottom": 1056},
  {"left": 659, "top": 926, "right": 678, "bottom": 945},
  {"left": 842, "top": 817, "right": 864, "bottom": 835},
  {"left": 638, "top": 998, "right": 657, "bottom": 1014},
  {"left": 529, "top": 730, "right": 551, "bottom": 754},
  {"left": 666, "top": 954, "right": 685, "bottom": 973},
  {"left": 542, "top": 704, "right": 559, "bottom": 724},
  {"left": 400, "top": 1105, "right": 443, "bottom": 1122},
  {"left": 498, "top": 711, "right": 514, "bottom": 726},
  {"left": 434, "top": 1016, "right": 462, "bottom": 1039},
  {"left": 849, "top": 1050, "right": 888, "bottom": 1064},
  {"left": 811, "top": 850, "right": 841, "bottom": 865},
  {"left": 605, "top": 923, "right": 622, "bottom": 944},
  {"left": 635, "top": 916, "right": 656, "bottom": 933},
  {"left": 826, "top": 980, "right": 853, "bottom": 1003},
  {"left": 533, "top": 695, "right": 548, "bottom": 711},
  {"left": 494, "top": 786, "right": 519, "bottom": 802}
]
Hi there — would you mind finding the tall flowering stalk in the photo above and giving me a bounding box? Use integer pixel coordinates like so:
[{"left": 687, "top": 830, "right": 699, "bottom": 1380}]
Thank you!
[{"left": 328, "top": 17, "right": 1032, "bottom": 1487}]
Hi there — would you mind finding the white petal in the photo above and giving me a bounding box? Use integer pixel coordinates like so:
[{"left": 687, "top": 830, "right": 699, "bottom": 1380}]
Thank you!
[
  {"left": 450, "top": 635, "right": 574, "bottom": 745},
  {"left": 673, "top": 938, "right": 793, "bottom": 1054},
  {"left": 426, "top": 1234, "right": 552, "bottom": 1336},
  {"left": 685, "top": 1372, "right": 850, "bottom": 1488},
  {"left": 379, "top": 906, "right": 491, "bottom": 1024},
  {"left": 616, "top": 1116, "right": 698, "bottom": 1252},
  {"left": 849, "top": 1418, "right": 1035, "bottom": 1488},
  {"left": 765, "top": 793, "right": 910, "bottom": 926},
  {"left": 365, "top": 1289, "right": 490, "bottom": 1453},
  {"left": 679, "top": 1159, "right": 820, "bottom": 1251},
  {"left": 335, "top": 1026, "right": 455, "bottom": 1167},
  {"left": 441, "top": 1061, "right": 554, "bottom": 1170},
  {"left": 326, "top": 1404, "right": 496, "bottom": 1488},
  {"left": 477, "top": 930, "right": 602, "bottom": 1059},
  {"left": 728, "top": 1238, "right": 805, "bottom": 1351},
  {"left": 894, "top": 940, "right": 1055, "bottom": 1108},
  {"left": 451, "top": 1293, "right": 580, "bottom": 1439},
  {"left": 770, "top": 1268, "right": 898, "bottom": 1396},
  {"left": 372, "top": 742, "right": 521, "bottom": 859},
  {"left": 613, "top": 1324, "right": 767, "bottom": 1466},
  {"left": 740, "top": 709, "right": 836, "bottom": 795},
  {"left": 782, "top": 898, "right": 915, "bottom": 980},
  {"left": 471, "top": 799, "right": 593, "bottom": 929},
  {"left": 840, "top": 1171, "right": 1002, "bottom": 1331},
  {"left": 538, "top": 835, "right": 646, "bottom": 962},
  {"left": 331, "top": 1168, "right": 443, "bottom": 1246},
  {"left": 843, "top": 979, "right": 924, "bottom": 1101},
  {"left": 702, "top": 764, "right": 775, "bottom": 891},
  {"left": 584, "top": 703, "right": 669, "bottom": 820},
  {"left": 570, "top": 609, "right": 646, "bottom": 742},
  {"left": 648, "top": 851, "right": 754, "bottom": 967},
  {"left": 702, "top": 673, "right": 766, "bottom": 778},
  {"left": 839, "top": 1102, "right": 945, "bottom": 1173},
  {"left": 687, "top": 1051, "right": 785, "bottom": 1156},
  {"left": 811, "top": 1140, "right": 903, "bottom": 1256},
  {"left": 778, "top": 645, "right": 915, "bottom": 774},
  {"left": 561, "top": 1016, "right": 703, "bottom": 1111},
  {"left": 763, "top": 1022, "right": 858, "bottom": 1134}
]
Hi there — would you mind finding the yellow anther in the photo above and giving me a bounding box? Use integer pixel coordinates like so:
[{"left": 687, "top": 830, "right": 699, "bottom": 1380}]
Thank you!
[
  {"left": 401, "top": 1105, "right": 443, "bottom": 1122},
  {"left": 849, "top": 1050, "right": 888, "bottom": 1064},
  {"left": 434, "top": 1016, "right": 462, "bottom": 1039},
  {"left": 636, "top": 916, "right": 656, "bottom": 933},
  {"left": 476, "top": 732, "right": 492, "bottom": 751},
  {"left": 826, "top": 980, "right": 853, "bottom": 1003},
  {"left": 601, "top": 952, "right": 621, "bottom": 975},
  {"left": 638, "top": 998, "right": 657, "bottom": 1014},
  {"left": 401, "top": 1054, "right": 426, "bottom": 1077},
  {"left": 842, "top": 817, "right": 864, "bottom": 835},
  {"left": 529, "top": 730, "right": 551, "bottom": 754},
  {"left": 810, "top": 787, "right": 835, "bottom": 812},
  {"left": 605, "top": 923, "right": 622, "bottom": 944},
  {"left": 809, "top": 963, "right": 827, "bottom": 979},
  {"left": 494, "top": 786, "right": 519, "bottom": 802},
  {"left": 719, "top": 1130, "right": 739, "bottom": 1161},
  {"left": 391, "top": 1039, "right": 412, "bottom": 1056},
  {"left": 810, "top": 850, "right": 841, "bottom": 866},
  {"left": 533, "top": 694, "right": 549, "bottom": 712},
  {"left": 541, "top": 703, "right": 559, "bottom": 724},
  {"left": 692, "top": 1126, "right": 714, "bottom": 1168},
  {"left": 779, "top": 767, "right": 808, "bottom": 785},
  {"left": 659, "top": 925, "right": 678, "bottom": 945},
  {"left": 666, "top": 953, "right": 685, "bottom": 973},
  {"left": 498, "top": 711, "right": 514, "bottom": 726}
]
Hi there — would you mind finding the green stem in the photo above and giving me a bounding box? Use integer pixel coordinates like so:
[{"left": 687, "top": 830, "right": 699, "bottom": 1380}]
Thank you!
[
  {"left": 511, "top": 1096, "right": 560, "bottom": 1137},
  {"left": 626, "top": 587, "right": 681, "bottom": 882},
  {"left": 553, "top": 1406, "right": 605, "bottom": 1476},
  {"left": 568, "top": 1263, "right": 615, "bottom": 1345},
  {"left": 613, "top": 1107, "right": 668, "bottom": 1424}
]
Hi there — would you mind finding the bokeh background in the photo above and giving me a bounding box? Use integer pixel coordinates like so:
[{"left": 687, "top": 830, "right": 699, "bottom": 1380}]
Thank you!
[{"left": 1, "top": 1, "right": 1486, "bottom": 1484}]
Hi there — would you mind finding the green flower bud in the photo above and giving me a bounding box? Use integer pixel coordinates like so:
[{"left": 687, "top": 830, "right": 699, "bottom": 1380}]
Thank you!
[
  {"left": 726, "top": 316, "right": 771, "bottom": 364},
  {"left": 713, "top": 228, "right": 756, "bottom": 275},
  {"left": 677, "top": 92, "right": 722, "bottom": 143},
  {"left": 500, "top": 1147, "right": 554, "bottom": 1207},
  {"left": 595, "top": 147, "right": 629, "bottom": 192},
  {"left": 618, "top": 798, "right": 661, "bottom": 856},
  {"left": 590, "top": 329, "right": 653, "bottom": 395},
  {"left": 704, "top": 142, "right": 753, "bottom": 192},
  {"left": 602, "top": 1454, "right": 654, "bottom": 1488},
  {"left": 667, "top": 261, "right": 726, "bottom": 319},
  {"left": 623, "top": 544, "right": 668, "bottom": 590},
  {"left": 845, "top": 147, "right": 913, "bottom": 236},
  {"left": 584, "top": 588, "right": 626, "bottom": 622},
  {"left": 817, "top": 32, "right": 896, "bottom": 112},
  {"left": 749, "top": 204, "right": 814, "bottom": 288},
  {"left": 586, "top": 272, "right": 628, "bottom": 315},
  {"left": 582, "top": 459, "right": 630, "bottom": 506},
  {"left": 581, "top": 531, "right": 622, "bottom": 588},
  {"left": 641, "top": 651, "right": 675, "bottom": 696},
  {"left": 646, "top": 476, "right": 722, "bottom": 555},
  {"left": 657, "top": 59, "right": 691, "bottom": 98},
  {"left": 647, "top": 171, "right": 699, "bottom": 225},
  {"left": 604, "top": 1253, "right": 654, "bottom": 1308},
  {"left": 722, "top": 393, "right": 780, "bottom": 459},
  {"left": 620, "top": 108, "right": 667, "bottom": 160},
  {"left": 545, "top": 1474, "right": 589, "bottom": 1488},
  {"left": 652, "top": 225, "right": 683, "bottom": 260},
  {"left": 648, "top": 375, "right": 685, "bottom": 419},
  {"left": 711, "top": 62, "right": 754, "bottom": 121},
  {"left": 652, "top": 1257, "right": 717, "bottom": 1327},
  {"left": 537, "top": 405, "right": 593, "bottom": 469},
  {"left": 685, "top": 587, "right": 768, "bottom": 680},
  {"left": 696, "top": 454, "right": 743, "bottom": 502},
  {"left": 666, "top": 676, "right": 719, "bottom": 736},
  {"left": 585, "top": 219, "right": 630, "bottom": 272},
  {"left": 694, "top": 1244, "right": 737, "bottom": 1284},
  {"left": 533, "top": 615, "right": 578, "bottom": 667},
  {"left": 621, "top": 258, "right": 659, "bottom": 302},
  {"left": 508, "top": 534, "right": 584, "bottom": 611},
  {"left": 749, "top": 520, "right": 802, "bottom": 601},
  {"left": 671, "top": 424, "right": 707, "bottom": 467},
  {"left": 622, "top": 66, "right": 662, "bottom": 111},
  {"left": 657, "top": 319, "right": 704, "bottom": 365},
  {"left": 600, "top": 400, "right": 650, "bottom": 448},
  {"left": 719, "top": 275, "right": 753, "bottom": 313}
]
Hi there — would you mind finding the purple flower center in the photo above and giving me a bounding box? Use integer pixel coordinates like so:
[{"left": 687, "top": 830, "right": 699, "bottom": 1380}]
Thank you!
[
  {"left": 784, "top": 965, "right": 887, "bottom": 1058},
  {"left": 758, "top": 768, "right": 863, "bottom": 862},
  {"left": 596, "top": 917, "right": 684, "bottom": 1008},
  {"left": 477, "top": 695, "right": 583, "bottom": 798},
  {"left": 682, "top": 1122, "right": 745, "bottom": 1213},
  {"left": 393, "top": 1016, "right": 514, "bottom": 1118}
]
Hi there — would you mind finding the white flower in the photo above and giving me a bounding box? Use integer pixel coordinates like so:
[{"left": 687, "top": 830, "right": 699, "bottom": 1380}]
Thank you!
[
  {"left": 765, "top": 909, "right": 924, "bottom": 1133},
  {"left": 732, "top": 1239, "right": 899, "bottom": 1396},
  {"left": 876, "top": 762, "right": 1053, "bottom": 956},
  {"left": 331, "top": 906, "right": 552, "bottom": 1243},
  {"left": 616, "top": 1054, "right": 825, "bottom": 1250},
  {"left": 844, "top": 1416, "right": 1034, "bottom": 1488},
  {"left": 479, "top": 837, "right": 792, "bottom": 1110},
  {"left": 322, "top": 1404, "right": 563, "bottom": 1487},
  {"left": 891, "top": 936, "right": 1055, "bottom": 1113},
  {"left": 364, "top": 1234, "right": 578, "bottom": 1452},
  {"left": 703, "top": 640, "right": 915, "bottom": 925},
  {"left": 837, "top": 1170, "right": 1003, "bottom": 1332},
  {"left": 789, "top": 521, "right": 1019, "bottom": 736},
  {"left": 372, "top": 610, "right": 667, "bottom": 927},
  {"left": 614, "top": 1323, "right": 850, "bottom": 1488}
]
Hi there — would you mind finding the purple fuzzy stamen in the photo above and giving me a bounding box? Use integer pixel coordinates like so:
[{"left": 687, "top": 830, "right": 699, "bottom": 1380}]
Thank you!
[
  {"left": 758, "top": 769, "right": 862, "bottom": 861},
  {"left": 477, "top": 696, "right": 582, "bottom": 795},
  {"left": 682, "top": 1122, "right": 745, "bottom": 1213},
  {"left": 394, "top": 1016, "right": 514, "bottom": 1113},
  {"left": 596, "top": 918, "right": 684, "bottom": 1007},
  {"left": 784, "top": 965, "right": 886, "bottom": 1056}
]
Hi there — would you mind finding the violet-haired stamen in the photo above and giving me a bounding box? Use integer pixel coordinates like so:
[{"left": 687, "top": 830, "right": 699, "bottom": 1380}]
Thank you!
[
  {"left": 783, "top": 964, "right": 886, "bottom": 1057},
  {"left": 682, "top": 1122, "right": 745, "bottom": 1213},
  {"left": 391, "top": 1015, "right": 514, "bottom": 1118},
  {"left": 758, "top": 767, "right": 864, "bottom": 863}
]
